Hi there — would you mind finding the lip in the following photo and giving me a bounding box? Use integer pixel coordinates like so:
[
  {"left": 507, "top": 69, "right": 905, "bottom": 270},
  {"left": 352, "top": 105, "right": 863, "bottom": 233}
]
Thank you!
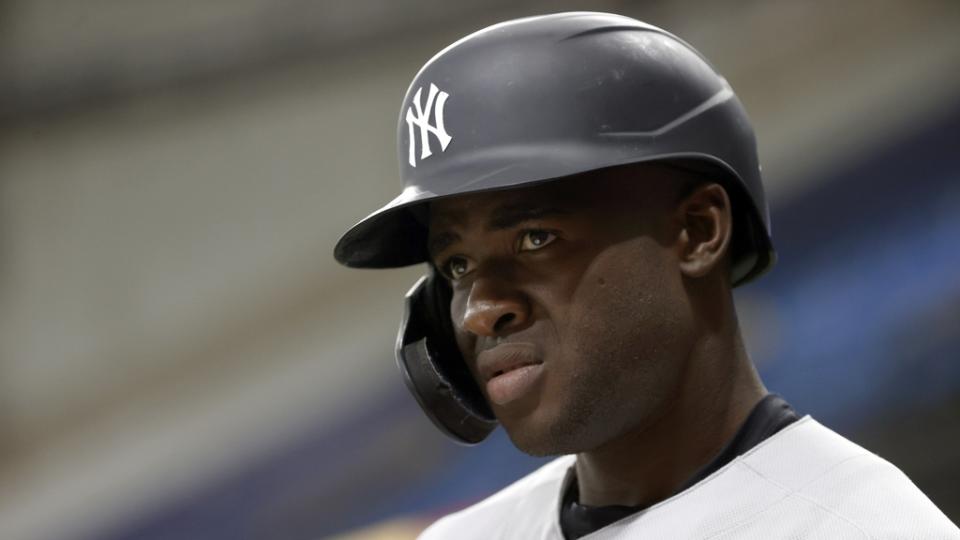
[
  {"left": 476, "top": 343, "right": 544, "bottom": 405},
  {"left": 476, "top": 342, "right": 542, "bottom": 383}
]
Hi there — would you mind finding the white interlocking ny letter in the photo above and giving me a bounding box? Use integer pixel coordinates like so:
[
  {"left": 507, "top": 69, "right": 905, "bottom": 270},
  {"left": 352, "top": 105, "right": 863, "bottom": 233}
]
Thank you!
[{"left": 405, "top": 83, "right": 452, "bottom": 167}]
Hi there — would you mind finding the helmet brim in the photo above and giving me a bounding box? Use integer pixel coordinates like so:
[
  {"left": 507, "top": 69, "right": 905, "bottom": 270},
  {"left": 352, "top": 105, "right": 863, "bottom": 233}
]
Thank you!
[{"left": 334, "top": 150, "right": 773, "bottom": 286}]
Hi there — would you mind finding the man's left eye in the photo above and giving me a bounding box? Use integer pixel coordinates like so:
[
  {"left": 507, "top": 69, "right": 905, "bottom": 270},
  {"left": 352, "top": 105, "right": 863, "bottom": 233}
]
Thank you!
[{"left": 519, "top": 230, "right": 556, "bottom": 252}]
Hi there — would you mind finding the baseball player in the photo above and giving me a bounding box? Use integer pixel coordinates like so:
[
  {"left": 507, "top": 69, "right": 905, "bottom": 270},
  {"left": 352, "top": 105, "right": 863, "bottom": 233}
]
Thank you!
[{"left": 334, "top": 12, "right": 959, "bottom": 539}]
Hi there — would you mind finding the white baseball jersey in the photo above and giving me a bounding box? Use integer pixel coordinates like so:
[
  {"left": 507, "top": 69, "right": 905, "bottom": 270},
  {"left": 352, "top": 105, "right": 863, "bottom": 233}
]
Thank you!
[{"left": 419, "top": 416, "right": 959, "bottom": 539}]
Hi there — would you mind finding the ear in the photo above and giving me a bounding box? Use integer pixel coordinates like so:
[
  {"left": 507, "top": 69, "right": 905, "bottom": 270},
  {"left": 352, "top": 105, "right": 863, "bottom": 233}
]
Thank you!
[{"left": 676, "top": 183, "right": 732, "bottom": 279}]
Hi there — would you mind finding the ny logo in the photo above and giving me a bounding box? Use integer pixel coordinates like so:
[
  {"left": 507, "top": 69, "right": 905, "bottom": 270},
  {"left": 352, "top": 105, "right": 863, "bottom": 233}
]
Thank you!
[{"left": 405, "top": 83, "right": 452, "bottom": 167}]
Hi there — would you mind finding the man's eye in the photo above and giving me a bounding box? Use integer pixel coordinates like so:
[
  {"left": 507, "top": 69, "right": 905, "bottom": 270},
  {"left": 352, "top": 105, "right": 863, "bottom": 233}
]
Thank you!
[
  {"left": 519, "top": 230, "right": 556, "bottom": 252},
  {"left": 444, "top": 256, "right": 472, "bottom": 279}
]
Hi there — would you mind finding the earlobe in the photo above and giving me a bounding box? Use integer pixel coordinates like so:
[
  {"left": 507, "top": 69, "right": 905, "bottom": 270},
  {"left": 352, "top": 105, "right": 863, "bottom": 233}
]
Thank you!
[{"left": 676, "top": 183, "right": 732, "bottom": 279}]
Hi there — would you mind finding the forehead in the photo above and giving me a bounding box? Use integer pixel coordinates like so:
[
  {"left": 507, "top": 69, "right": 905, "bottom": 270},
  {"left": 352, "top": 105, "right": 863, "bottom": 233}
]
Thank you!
[
  {"left": 429, "top": 179, "right": 579, "bottom": 226},
  {"left": 427, "top": 163, "right": 682, "bottom": 227}
]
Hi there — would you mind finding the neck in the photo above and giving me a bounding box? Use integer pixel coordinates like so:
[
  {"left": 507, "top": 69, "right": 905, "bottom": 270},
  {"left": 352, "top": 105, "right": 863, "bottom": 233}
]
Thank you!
[{"left": 574, "top": 316, "right": 766, "bottom": 508}]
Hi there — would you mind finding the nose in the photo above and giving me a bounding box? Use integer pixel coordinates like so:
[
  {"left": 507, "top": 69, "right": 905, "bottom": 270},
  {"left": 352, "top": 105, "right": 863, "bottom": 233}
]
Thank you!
[{"left": 459, "top": 273, "right": 530, "bottom": 338}]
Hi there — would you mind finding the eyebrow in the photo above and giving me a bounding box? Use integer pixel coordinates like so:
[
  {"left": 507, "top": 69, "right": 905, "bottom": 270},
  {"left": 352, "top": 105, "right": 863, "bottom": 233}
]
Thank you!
[
  {"left": 488, "top": 203, "right": 569, "bottom": 230},
  {"left": 427, "top": 203, "right": 570, "bottom": 257},
  {"left": 428, "top": 231, "right": 461, "bottom": 259}
]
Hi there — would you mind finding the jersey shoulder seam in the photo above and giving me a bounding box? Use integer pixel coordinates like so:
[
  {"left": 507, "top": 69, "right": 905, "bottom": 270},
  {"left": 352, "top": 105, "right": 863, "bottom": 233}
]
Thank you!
[
  {"left": 634, "top": 415, "right": 814, "bottom": 512},
  {"left": 738, "top": 456, "right": 875, "bottom": 539}
]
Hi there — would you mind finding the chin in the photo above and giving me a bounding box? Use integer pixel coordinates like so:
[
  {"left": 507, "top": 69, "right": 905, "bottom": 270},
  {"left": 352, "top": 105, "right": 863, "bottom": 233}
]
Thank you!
[
  {"left": 501, "top": 390, "right": 671, "bottom": 457},
  {"left": 499, "top": 406, "right": 602, "bottom": 457},
  {"left": 503, "top": 426, "right": 570, "bottom": 457}
]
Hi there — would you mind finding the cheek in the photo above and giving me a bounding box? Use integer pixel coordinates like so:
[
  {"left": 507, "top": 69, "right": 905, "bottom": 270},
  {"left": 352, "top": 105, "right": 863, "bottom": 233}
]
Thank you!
[
  {"left": 450, "top": 293, "right": 472, "bottom": 355},
  {"left": 556, "top": 238, "right": 688, "bottom": 375},
  {"left": 449, "top": 292, "right": 486, "bottom": 386}
]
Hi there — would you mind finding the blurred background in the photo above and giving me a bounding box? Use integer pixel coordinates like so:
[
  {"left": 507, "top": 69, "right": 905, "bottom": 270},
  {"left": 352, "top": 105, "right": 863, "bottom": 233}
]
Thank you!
[{"left": 1, "top": 0, "right": 958, "bottom": 538}]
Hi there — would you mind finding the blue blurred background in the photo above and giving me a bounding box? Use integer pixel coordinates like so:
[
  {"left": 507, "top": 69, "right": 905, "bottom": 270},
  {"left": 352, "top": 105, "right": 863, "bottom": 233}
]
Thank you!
[{"left": 0, "top": 1, "right": 957, "bottom": 539}]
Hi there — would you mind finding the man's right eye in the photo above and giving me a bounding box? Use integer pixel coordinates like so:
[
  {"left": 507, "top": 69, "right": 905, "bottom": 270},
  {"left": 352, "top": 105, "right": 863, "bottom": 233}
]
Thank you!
[{"left": 443, "top": 256, "right": 473, "bottom": 280}]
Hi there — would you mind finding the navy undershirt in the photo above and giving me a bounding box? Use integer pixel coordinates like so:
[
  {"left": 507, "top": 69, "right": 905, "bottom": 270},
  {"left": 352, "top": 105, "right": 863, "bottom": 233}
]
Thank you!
[{"left": 559, "top": 394, "right": 800, "bottom": 540}]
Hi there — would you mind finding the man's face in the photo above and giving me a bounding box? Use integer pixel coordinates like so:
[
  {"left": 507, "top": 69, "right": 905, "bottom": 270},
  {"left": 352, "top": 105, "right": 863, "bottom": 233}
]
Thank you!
[{"left": 428, "top": 165, "right": 699, "bottom": 456}]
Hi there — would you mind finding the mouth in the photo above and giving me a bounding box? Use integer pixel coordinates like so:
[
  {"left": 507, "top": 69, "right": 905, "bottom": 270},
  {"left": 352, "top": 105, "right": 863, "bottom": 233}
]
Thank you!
[
  {"left": 476, "top": 343, "right": 545, "bottom": 406},
  {"left": 490, "top": 363, "right": 538, "bottom": 379}
]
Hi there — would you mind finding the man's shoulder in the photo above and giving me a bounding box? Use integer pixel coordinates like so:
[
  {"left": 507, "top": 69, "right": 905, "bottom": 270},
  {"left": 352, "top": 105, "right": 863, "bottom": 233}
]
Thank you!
[
  {"left": 583, "top": 417, "right": 957, "bottom": 539},
  {"left": 417, "top": 455, "right": 574, "bottom": 540},
  {"left": 416, "top": 419, "right": 959, "bottom": 539},
  {"left": 728, "top": 416, "right": 959, "bottom": 538}
]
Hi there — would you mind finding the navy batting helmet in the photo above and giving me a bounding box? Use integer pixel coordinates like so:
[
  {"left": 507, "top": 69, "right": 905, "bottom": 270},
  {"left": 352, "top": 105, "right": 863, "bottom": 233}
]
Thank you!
[{"left": 334, "top": 12, "right": 775, "bottom": 444}]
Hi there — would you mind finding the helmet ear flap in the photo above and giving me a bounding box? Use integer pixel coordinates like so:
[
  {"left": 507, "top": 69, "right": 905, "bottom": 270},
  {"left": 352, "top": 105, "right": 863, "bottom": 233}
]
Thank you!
[{"left": 396, "top": 270, "right": 497, "bottom": 444}]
